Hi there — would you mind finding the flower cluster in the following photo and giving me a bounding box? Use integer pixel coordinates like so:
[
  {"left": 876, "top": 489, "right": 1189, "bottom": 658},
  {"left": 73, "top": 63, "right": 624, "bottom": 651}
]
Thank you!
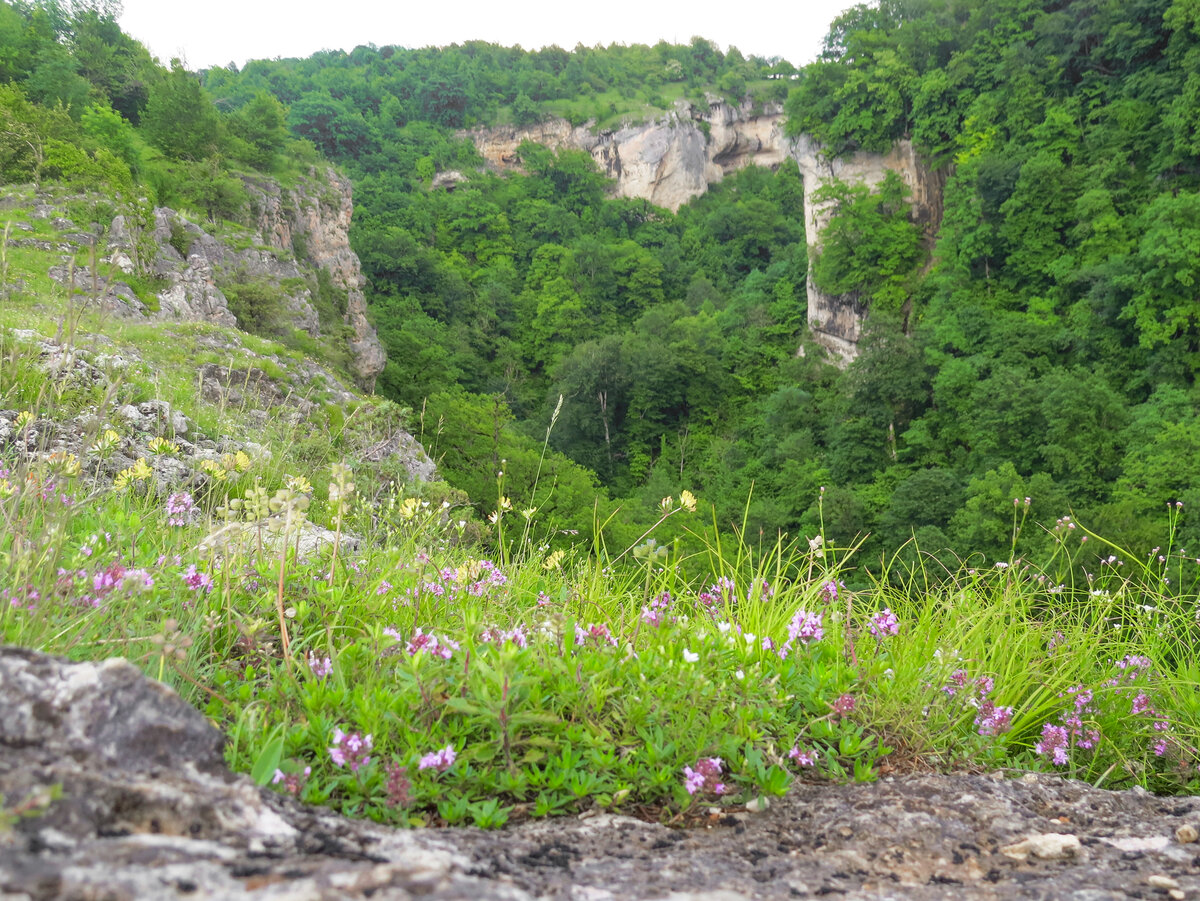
[
  {"left": 574, "top": 622, "right": 618, "bottom": 648},
  {"left": 418, "top": 744, "right": 456, "bottom": 772},
  {"left": 165, "top": 491, "right": 195, "bottom": 527},
  {"left": 307, "top": 651, "right": 333, "bottom": 678},
  {"left": 697, "top": 577, "right": 736, "bottom": 611},
  {"left": 640, "top": 592, "right": 674, "bottom": 627},
  {"left": 788, "top": 746, "right": 819, "bottom": 767},
  {"left": 682, "top": 756, "right": 729, "bottom": 796},
  {"left": 479, "top": 625, "right": 529, "bottom": 648},
  {"left": 272, "top": 765, "right": 311, "bottom": 795},
  {"left": 328, "top": 727, "right": 373, "bottom": 772},
  {"left": 387, "top": 626, "right": 461, "bottom": 660},
  {"left": 181, "top": 564, "right": 213, "bottom": 592},
  {"left": 780, "top": 608, "right": 824, "bottom": 658},
  {"left": 868, "top": 608, "right": 900, "bottom": 639}
]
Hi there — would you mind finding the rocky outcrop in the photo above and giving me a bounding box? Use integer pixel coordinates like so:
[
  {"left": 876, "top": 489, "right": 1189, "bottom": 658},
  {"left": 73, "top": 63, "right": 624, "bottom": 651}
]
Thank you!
[
  {"left": 790, "top": 136, "right": 946, "bottom": 362},
  {"left": 466, "top": 97, "right": 786, "bottom": 212},
  {"left": 244, "top": 169, "right": 387, "bottom": 388},
  {"left": 468, "top": 107, "right": 947, "bottom": 363},
  {"left": 5, "top": 646, "right": 1200, "bottom": 901}
]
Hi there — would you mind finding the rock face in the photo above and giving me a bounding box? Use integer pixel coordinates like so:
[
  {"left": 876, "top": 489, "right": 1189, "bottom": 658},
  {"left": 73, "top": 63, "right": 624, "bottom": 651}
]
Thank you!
[
  {"left": 469, "top": 106, "right": 947, "bottom": 363},
  {"left": 466, "top": 98, "right": 787, "bottom": 212},
  {"left": 790, "top": 136, "right": 946, "bottom": 362},
  {"left": 44, "top": 167, "right": 386, "bottom": 389},
  {"left": 244, "top": 168, "right": 387, "bottom": 387},
  {"left": 4, "top": 646, "right": 1200, "bottom": 901}
]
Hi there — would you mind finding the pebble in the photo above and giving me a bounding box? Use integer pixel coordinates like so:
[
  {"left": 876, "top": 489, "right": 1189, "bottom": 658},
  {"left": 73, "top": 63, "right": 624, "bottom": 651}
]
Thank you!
[
  {"left": 1175, "top": 824, "right": 1198, "bottom": 844},
  {"left": 999, "top": 833, "right": 1081, "bottom": 861},
  {"left": 745, "top": 796, "right": 770, "bottom": 813}
]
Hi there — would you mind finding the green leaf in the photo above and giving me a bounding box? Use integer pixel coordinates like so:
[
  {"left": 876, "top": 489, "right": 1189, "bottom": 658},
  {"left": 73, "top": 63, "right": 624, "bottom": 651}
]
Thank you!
[{"left": 250, "top": 726, "right": 286, "bottom": 786}]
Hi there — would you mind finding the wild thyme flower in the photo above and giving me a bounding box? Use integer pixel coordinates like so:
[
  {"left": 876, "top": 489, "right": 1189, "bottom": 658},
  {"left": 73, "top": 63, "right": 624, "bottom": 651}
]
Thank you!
[
  {"left": 386, "top": 764, "right": 412, "bottom": 806},
  {"left": 182, "top": 565, "right": 213, "bottom": 592},
  {"left": 418, "top": 745, "right": 456, "bottom": 772},
  {"left": 307, "top": 651, "right": 333, "bottom": 678},
  {"left": 165, "top": 491, "right": 195, "bottom": 526},
  {"left": 641, "top": 592, "right": 674, "bottom": 627},
  {"left": 682, "top": 757, "right": 728, "bottom": 796},
  {"left": 574, "top": 623, "right": 618, "bottom": 648},
  {"left": 272, "top": 765, "right": 311, "bottom": 795},
  {"left": 1035, "top": 723, "right": 1071, "bottom": 765},
  {"left": 328, "top": 727, "right": 373, "bottom": 772},
  {"left": 975, "top": 700, "right": 1014, "bottom": 736},
  {"left": 832, "top": 693, "right": 857, "bottom": 717},
  {"left": 868, "top": 608, "right": 900, "bottom": 638},
  {"left": 788, "top": 746, "right": 818, "bottom": 767},
  {"left": 785, "top": 608, "right": 824, "bottom": 651},
  {"left": 402, "top": 627, "right": 460, "bottom": 659},
  {"left": 479, "top": 625, "right": 529, "bottom": 648}
]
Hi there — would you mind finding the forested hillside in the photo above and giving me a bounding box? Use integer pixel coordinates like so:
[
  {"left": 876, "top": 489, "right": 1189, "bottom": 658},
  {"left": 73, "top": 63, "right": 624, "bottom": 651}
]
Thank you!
[
  {"left": 202, "top": 2, "right": 1200, "bottom": 567},
  {"left": 4, "top": 0, "right": 1198, "bottom": 570}
]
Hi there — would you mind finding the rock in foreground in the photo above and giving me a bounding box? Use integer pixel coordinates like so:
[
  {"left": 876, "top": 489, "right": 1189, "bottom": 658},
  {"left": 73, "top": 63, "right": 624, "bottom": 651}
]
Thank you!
[{"left": 1, "top": 647, "right": 1199, "bottom": 900}]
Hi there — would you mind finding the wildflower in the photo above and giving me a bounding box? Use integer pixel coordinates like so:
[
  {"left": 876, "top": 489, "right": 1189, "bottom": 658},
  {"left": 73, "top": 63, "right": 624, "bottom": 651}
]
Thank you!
[
  {"left": 386, "top": 764, "right": 411, "bottom": 806},
  {"left": 820, "top": 580, "right": 841, "bottom": 603},
  {"left": 418, "top": 744, "right": 456, "bottom": 772},
  {"left": 975, "top": 700, "right": 1014, "bottom": 737},
  {"left": 788, "top": 746, "right": 818, "bottom": 767},
  {"left": 479, "top": 625, "right": 529, "bottom": 648},
  {"left": 272, "top": 765, "right": 311, "bottom": 796},
  {"left": 87, "top": 429, "right": 120, "bottom": 457},
  {"left": 832, "top": 693, "right": 856, "bottom": 717},
  {"left": 682, "top": 757, "right": 728, "bottom": 796},
  {"left": 574, "top": 623, "right": 618, "bottom": 648},
  {"left": 1153, "top": 739, "right": 1168, "bottom": 757},
  {"left": 787, "top": 609, "right": 824, "bottom": 646},
  {"left": 682, "top": 649, "right": 699, "bottom": 663},
  {"left": 182, "top": 565, "right": 213, "bottom": 593},
  {"left": 198, "top": 458, "right": 227, "bottom": 481},
  {"left": 328, "top": 728, "right": 373, "bottom": 772},
  {"left": 404, "top": 627, "right": 460, "bottom": 659},
  {"left": 285, "top": 474, "right": 313, "bottom": 494},
  {"left": 679, "top": 490, "right": 698, "bottom": 513},
  {"left": 46, "top": 451, "right": 81, "bottom": 476},
  {"left": 543, "top": 549, "right": 565, "bottom": 570},
  {"left": 148, "top": 437, "right": 179, "bottom": 455},
  {"left": 165, "top": 491, "right": 195, "bottom": 526},
  {"left": 1035, "top": 723, "right": 1071, "bottom": 766},
  {"left": 307, "top": 651, "right": 333, "bottom": 678},
  {"left": 641, "top": 592, "right": 673, "bottom": 627},
  {"left": 868, "top": 608, "right": 899, "bottom": 639}
]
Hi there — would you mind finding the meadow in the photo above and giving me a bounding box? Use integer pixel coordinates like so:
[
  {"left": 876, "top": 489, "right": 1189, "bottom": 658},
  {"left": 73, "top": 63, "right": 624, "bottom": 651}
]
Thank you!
[{"left": 3, "top": 316, "right": 1199, "bottom": 830}]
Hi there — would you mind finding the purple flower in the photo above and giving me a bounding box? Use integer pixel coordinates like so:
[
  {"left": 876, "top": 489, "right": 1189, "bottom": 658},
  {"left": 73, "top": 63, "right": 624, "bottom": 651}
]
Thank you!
[
  {"left": 418, "top": 744, "right": 456, "bottom": 772},
  {"left": 165, "top": 492, "right": 194, "bottom": 526},
  {"left": 307, "top": 651, "right": 332, "bottom": 679},
  {"left": 404, "top": 627, "right": 460, "bottom": 659},
  {"left": 574, "top": 622, "right": 618, "bottom": 647},
  {"left": 1035, "top": 723, "right": 1070, "bottom": 766},
  {"left": 868, "top": 608, "right": 899, "bottom": 638},
  {"left": 271, "top": 765, "right": 311, "bottom": 795},
  {"left": 182, "top": 565, "right": 212, "bottom": 592},
  {"left": 975, "top": 700, "right": 1013, "bottom": 736},
  {"left": 682, "top": 756, "right": 728, "bottom": 796},
  {"left": 328, "top": 727, "right": 373, "bottom": 772},
  {"left": 832, "top": 693, "right": 856, "bottom": 717},
  {"left": 788, "top": 746, "right": 818, "bottom": 767},
  {"left": 787, "top": 609, "right": 824, "bottom": 646},
  {"left": 479, "top": 625, "right": 529, "bottom": 648}
]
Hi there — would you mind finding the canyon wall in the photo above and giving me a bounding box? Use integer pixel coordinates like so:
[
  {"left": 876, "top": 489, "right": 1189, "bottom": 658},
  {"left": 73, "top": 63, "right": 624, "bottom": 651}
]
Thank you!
[{"left": 465, "top": 104, "right": 945, "bottom": 362}]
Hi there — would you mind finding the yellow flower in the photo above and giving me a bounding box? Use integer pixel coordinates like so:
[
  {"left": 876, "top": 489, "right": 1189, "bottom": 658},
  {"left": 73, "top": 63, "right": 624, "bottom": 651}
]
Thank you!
[
  {"left": 679, "top": 490, "right": 697, "bottom": 513},
  {"left": 199, "top": 459, "right": 227, "bottom": 481},
  {"left": 498, "top": 496, "right": 512, "bottom": 511},
  {"left": 285, "top": 474, "right": 313, "bottom": 494},
  {"left": 398, "top": 497, "right": 420, "bottom": 520},
  {"left": 543, "top": 549, "right": 565, "bottom": 570},
  {"left": 130, "top": 458, "right": 153, "bottom": 481},
  {"left": 660, "top": 496, "right": 673, "bottom": 512},
  {"left": 0, "top": 478, "right": 14, "bottom": 497},
  {"left": 87, "top": 429, "right": 120, "bottom": 456},
  {"left": 113, "top": 468, "right": 133, "bottom": 491},
  {"left": 46, "top": 451, "right": 81, "bottom": 477},
  {"left": 233, "top": 450, "right": 251, "bottom": 472},
  {"left": 148, "top": 437, "right": 179, "bottom": 455},
  {"left": 14, "top": 410, "right": 34, "bottom": 431}
]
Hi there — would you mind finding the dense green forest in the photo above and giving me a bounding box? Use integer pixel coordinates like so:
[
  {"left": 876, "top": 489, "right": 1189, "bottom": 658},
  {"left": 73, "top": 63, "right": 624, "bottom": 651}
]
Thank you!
[{"left": 3, "top": 0, "right": 1199, "bottom": 569}]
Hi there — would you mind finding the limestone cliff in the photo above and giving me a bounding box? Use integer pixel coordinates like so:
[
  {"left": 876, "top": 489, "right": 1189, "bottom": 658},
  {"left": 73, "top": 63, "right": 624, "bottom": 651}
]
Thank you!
[
  {"left": 466, "top": 97, "right": 787, "bottom": 212},
  {"left": 790, "top": 136, "right": 946, "bottom": 362},
  {"left": 86, "top": 167, "right": 386, "bottom": 388},
  {"left": 466, "top": 106, "right": 945, "bottom": 363},
  {"left": 244, "top": 168, "right": 387, "bottom": 387}
]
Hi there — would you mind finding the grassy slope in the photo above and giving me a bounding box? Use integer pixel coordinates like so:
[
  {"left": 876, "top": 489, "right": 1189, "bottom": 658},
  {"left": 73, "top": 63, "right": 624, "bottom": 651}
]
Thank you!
[{"left": 2, "top": 182, "right": 1199, "bottom": 832}]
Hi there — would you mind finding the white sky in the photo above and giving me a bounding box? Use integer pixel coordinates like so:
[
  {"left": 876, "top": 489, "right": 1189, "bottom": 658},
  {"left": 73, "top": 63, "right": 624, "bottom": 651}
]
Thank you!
[{"left": 117, "top": 0, "right": 855, "bottom": 71}]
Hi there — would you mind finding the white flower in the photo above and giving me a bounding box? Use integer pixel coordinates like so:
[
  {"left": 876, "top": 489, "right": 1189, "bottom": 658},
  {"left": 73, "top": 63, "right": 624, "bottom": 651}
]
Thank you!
[
  {"left": 735, "top": 669, "right": 745, "bottom": 680},
  {"left": 717, "top": 621, "right": 731, "bottom": 634},
  {"left": 682, "top": 649, "right": 699, "bottom": 663}
]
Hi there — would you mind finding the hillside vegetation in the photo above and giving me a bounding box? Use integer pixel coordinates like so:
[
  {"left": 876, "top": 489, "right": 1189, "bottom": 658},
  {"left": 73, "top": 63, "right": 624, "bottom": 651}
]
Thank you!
[{"left": 1, "top": 0, "right": 1199, "bottom": 831}]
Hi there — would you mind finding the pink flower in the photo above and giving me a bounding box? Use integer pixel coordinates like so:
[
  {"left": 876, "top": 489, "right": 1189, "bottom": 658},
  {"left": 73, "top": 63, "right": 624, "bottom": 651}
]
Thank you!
[
  {"left": 682, "top": 756, "right": 728, "bottom": 796},
  {"left": 868, "top": 608, "right": 899, "bottom": 638},
  {"left": 307, "top": 651, "right": 332, "bottom": 678},
  {"left": 418, "top": 744, "right": 456, "bottom": 772},
  {"left": 328, "top": 727, "right": 373, "bottom": 772},
  {"left": 788, "top": 746, "right": 818, "bottom": 767},
  {"left": 1035, "top": 723, "right": 1070, "bottom": 766},
  {"left": 787, "top": 609, "right": 824, "bottom": 646},
  {"left": 832, "top": 693, "right": 856, "bottom": 717}
]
